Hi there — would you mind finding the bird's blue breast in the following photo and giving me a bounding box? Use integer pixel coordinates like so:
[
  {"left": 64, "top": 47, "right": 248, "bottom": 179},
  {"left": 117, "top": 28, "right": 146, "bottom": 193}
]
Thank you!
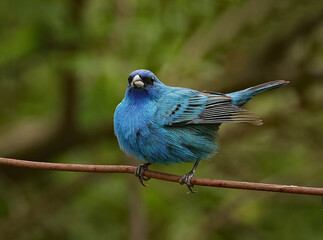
[{"left": 114, "top": 86, "right": 219, "bottom": 165}]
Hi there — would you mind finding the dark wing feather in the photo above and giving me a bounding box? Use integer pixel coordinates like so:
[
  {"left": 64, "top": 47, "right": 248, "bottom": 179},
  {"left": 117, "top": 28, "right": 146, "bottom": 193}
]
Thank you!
[{"left": 166, "top": 91, "right": 262, "bottom": 126}]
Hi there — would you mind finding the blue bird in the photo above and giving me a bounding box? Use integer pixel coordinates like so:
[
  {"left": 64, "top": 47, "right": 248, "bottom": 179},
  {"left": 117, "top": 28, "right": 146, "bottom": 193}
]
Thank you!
[{"left": 114, "top": 69, "right": 289, "bottom": 192}]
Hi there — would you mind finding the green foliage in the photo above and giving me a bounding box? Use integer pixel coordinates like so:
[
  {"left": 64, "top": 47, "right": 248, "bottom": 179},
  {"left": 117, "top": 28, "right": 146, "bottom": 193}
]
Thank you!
[{"left": 0, "top": 0, "right": 322, "bottom": 239}]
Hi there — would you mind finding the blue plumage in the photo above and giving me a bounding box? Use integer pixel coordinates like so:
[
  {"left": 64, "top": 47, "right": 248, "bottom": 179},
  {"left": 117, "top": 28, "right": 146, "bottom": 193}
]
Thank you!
[{"left": 114, "top": 69, "right": 288, "bottom": 192}]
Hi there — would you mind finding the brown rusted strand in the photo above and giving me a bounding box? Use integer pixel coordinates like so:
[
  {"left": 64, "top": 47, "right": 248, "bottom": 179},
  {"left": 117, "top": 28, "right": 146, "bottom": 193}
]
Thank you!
[
  {"left": 0, "top": 157, "right": 322, "bottom": 196},
  {"left": 0, "top": 157, "right": 135, "bottom": 174}
]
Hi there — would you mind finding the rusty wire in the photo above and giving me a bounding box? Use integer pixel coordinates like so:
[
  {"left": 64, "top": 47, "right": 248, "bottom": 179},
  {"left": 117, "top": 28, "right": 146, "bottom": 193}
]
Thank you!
[{"left": 0, "top": 157, "right": 322, "bottom": 196}]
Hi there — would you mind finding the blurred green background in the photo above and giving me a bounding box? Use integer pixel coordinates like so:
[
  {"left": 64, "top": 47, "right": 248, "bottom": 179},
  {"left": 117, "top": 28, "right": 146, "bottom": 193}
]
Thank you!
[{"left": 0, "top": 0, "right": 323, "bottom": 239}]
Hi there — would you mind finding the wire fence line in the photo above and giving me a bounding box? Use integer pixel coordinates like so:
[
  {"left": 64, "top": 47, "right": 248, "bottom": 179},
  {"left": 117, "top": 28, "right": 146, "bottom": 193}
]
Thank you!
[{"left": 0, "top": 157, "right": 322, "bottom": 196}]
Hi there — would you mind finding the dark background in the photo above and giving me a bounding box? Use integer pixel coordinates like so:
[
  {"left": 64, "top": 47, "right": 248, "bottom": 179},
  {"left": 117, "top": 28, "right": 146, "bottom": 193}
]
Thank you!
[{"left": 0, "top": 0, "right": 322, "bottom": 239}]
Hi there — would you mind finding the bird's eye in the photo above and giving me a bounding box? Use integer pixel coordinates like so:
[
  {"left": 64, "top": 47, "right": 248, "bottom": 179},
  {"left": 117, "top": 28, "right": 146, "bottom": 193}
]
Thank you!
[
  {"left": 146, "top": 76, "right": 154, "bottom": 85},
  {"left": 128, "top": 76, "right": 133, "bottom": 83}
]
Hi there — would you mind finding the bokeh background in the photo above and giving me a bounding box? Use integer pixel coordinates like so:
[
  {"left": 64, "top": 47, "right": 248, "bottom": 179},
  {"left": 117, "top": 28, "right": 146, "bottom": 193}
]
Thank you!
[{"left": 0, "top": 0, "right": 323, "bottom": 239}]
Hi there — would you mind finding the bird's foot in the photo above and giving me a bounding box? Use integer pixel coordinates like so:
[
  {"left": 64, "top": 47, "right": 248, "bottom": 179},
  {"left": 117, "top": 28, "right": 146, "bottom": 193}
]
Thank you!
[
  {"left": 179, "top": 171, "right": 197, "bottom": 194},
  {"left": 135, "top": 163, "right": 151, "bottom": 186}
]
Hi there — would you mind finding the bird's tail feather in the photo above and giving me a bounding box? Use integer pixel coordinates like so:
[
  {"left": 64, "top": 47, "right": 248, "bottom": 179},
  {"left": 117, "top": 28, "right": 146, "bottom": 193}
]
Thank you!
[
  {"left": 243, "top": 80, "right": 289, "bottom": 96},
  {"left": 227, "top": 80, "right": 289, "bottom": 107}
]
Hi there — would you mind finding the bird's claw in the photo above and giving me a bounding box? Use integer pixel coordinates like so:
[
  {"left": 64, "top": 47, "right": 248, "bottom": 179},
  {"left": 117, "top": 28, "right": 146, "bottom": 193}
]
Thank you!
[
  {"left": 135, "top": 163, "right": 151, "bottom": 186},
  {"left": 179, "top": 172, "right": 198, "bottom": 194}
]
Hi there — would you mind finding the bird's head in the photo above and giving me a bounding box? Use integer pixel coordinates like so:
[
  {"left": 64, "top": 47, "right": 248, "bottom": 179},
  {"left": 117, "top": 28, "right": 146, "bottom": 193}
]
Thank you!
[{"left": 127, "top": 69, "right": 163, "bottom": 90}]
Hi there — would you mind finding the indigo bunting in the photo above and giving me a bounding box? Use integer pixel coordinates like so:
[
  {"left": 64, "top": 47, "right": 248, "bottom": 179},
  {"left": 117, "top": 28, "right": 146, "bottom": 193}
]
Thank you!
[{"left": 114, "top": 69, "right": 288, "bottom": 192}]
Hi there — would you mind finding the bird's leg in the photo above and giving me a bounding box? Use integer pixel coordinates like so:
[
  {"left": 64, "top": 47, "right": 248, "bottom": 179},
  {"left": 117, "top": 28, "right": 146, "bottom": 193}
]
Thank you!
[
  {"left": 179, "top": 161, "right": 199, "bottom": 194},
  {"left": 135, "top": 162, "right": 151, "bottom": 186}
]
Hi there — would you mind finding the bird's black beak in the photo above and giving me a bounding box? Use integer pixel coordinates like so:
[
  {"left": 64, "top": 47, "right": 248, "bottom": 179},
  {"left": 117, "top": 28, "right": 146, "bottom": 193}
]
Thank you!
[{"left": 131, "top": 75, "right": 145, "bottom": 88}]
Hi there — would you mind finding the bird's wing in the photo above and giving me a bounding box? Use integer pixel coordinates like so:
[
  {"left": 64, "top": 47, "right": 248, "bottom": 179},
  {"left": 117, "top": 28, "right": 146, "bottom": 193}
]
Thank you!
[{"left": 158, "top": 89, "right": 262, "bottom": 126}]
